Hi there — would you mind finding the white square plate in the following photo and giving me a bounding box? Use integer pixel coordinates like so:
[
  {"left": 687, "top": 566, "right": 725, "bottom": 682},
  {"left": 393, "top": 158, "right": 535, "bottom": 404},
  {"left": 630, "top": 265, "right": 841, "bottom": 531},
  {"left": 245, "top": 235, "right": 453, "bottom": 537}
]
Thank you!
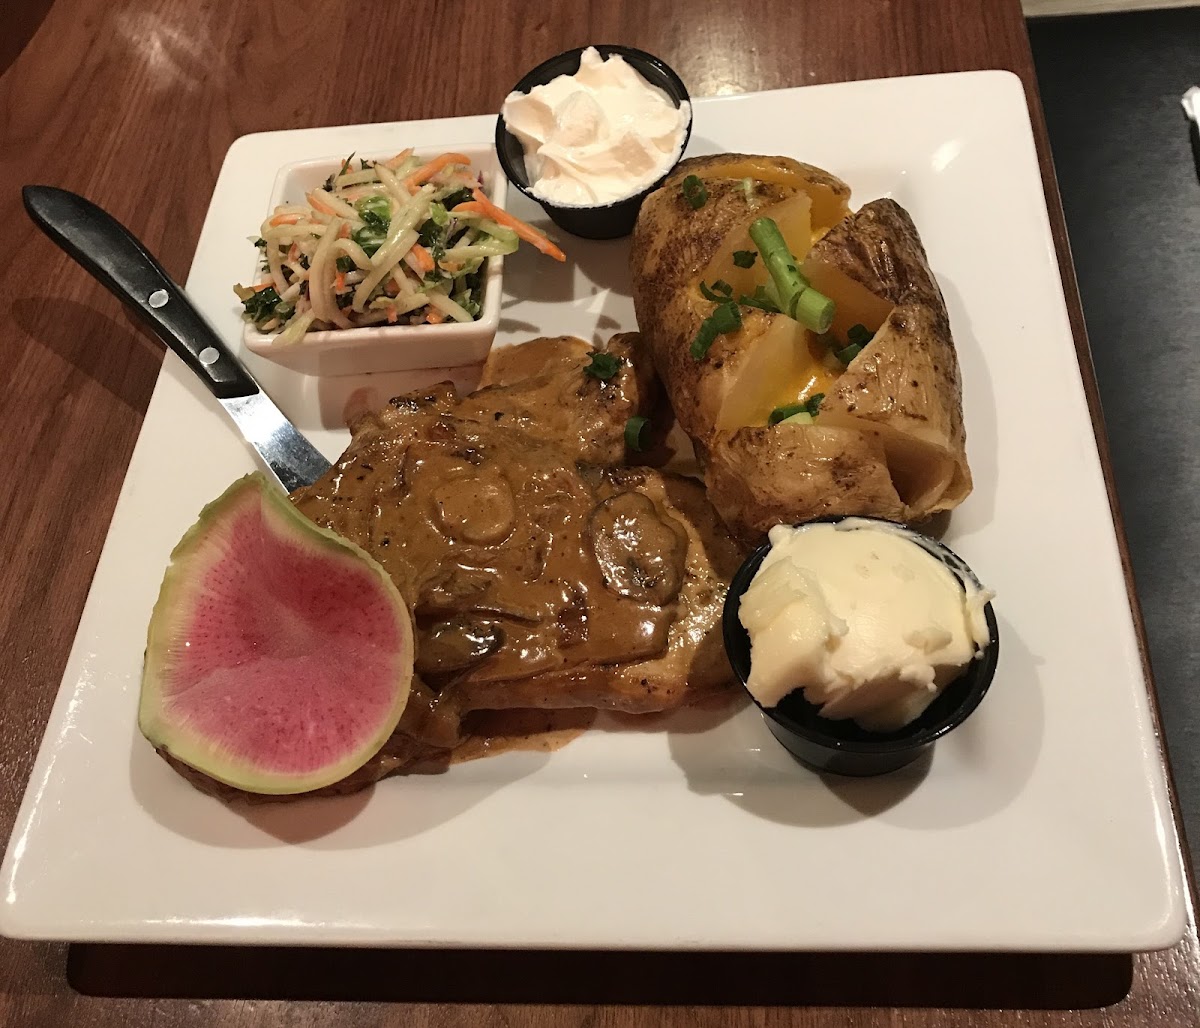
[{"left": 0, "top": 71, "right": 1185, "bottom": 951}]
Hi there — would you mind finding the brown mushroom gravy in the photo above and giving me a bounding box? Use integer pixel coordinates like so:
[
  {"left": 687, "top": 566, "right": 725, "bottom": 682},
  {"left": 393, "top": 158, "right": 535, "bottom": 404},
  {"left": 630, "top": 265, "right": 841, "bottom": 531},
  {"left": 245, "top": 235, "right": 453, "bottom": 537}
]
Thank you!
[{"left": 286, "top": 335, "right": 744, "bottom": 784}]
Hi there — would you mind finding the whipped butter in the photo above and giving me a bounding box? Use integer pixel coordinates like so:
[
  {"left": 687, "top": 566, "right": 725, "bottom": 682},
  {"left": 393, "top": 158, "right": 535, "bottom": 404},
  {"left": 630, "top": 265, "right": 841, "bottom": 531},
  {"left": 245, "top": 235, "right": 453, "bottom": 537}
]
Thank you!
[
  {"left": 501, "top": 47, "right": 690, "bottom": 206},
  {"left": 738, "top": 520, "right": 992, "bottom": 732}
]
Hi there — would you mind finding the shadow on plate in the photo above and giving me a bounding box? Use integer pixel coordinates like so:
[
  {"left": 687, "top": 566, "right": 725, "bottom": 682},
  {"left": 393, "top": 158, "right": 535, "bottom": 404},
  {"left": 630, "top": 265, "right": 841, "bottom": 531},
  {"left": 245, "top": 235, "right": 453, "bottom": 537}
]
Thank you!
[
  {"left": 500, "top": 195, "right": 634, "bottom": 306},
  {"left": 66, "top": 941, "right": 1133, "bottom": 1009},
  {"left": 127, "top": 728, "right": 550, "bottom": 850},
  {"left": 667, "top": 614, "right": 1042, "bottom": 829}
]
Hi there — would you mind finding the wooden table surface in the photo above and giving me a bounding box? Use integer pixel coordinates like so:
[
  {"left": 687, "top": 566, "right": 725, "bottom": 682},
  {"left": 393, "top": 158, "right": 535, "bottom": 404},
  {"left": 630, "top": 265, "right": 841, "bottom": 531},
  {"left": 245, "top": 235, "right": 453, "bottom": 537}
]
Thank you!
[{"left": 2, "top": 0, "right": 1198, "bottom": 1024}]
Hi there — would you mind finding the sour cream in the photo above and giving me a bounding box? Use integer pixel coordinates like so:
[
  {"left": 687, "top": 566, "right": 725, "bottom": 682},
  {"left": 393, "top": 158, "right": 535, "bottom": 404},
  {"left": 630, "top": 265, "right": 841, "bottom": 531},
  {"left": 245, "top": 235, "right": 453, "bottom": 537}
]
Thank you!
[
  {"left": 738, "top": 520, "right": 993, "bottom": 732},
  {"left": 501, "top": 47, "right": 691, "bottom": 207}
]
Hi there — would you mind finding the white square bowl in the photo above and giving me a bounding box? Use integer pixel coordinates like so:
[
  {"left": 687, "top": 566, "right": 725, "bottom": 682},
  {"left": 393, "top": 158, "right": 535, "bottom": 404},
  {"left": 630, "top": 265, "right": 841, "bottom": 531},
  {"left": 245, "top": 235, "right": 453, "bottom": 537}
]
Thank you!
[{"left": 242, "top": 142, "right": 506, "bottom": 377}]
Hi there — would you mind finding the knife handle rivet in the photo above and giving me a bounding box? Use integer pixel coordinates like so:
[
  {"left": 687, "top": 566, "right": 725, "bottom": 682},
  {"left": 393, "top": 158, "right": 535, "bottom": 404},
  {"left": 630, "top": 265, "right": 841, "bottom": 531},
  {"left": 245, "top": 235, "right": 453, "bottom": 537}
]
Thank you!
[
  {"left": 198, "top": 346, "right": 219, "bottom": 366},
  {"left": 148, "top": 289, "right": 169, "bottom": 309}
]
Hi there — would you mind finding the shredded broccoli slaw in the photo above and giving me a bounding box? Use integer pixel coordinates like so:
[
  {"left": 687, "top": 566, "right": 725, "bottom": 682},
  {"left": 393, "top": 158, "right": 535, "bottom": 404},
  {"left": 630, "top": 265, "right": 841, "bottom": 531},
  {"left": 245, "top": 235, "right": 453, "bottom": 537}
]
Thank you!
[{"left": 236, "top": 149, "right": 565, "bottom": 345}]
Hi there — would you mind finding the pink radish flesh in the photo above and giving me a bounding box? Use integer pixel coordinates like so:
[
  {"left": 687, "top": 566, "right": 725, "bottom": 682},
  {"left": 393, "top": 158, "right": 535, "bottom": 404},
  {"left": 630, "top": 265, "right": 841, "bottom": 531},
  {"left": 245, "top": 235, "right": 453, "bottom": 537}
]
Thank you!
[{"left": 159, "top": 499, "right": 404, "bottom": 776}]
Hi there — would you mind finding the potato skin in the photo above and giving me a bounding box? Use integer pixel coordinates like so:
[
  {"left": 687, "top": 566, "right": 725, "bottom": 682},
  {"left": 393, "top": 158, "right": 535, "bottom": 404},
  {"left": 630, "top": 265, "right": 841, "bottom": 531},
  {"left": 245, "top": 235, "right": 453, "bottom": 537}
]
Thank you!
[
  {"left": 630, "top": 156, "right": 972, "bottom": 545},
  {"left": 809, "top": 199, "right": 971, "bottom": 514},
  {"left": 709, "top": 425, "right": 905, "bottom": 545},
  {"left": 631, "top": 167, "right": 795, "bottom": 443}
]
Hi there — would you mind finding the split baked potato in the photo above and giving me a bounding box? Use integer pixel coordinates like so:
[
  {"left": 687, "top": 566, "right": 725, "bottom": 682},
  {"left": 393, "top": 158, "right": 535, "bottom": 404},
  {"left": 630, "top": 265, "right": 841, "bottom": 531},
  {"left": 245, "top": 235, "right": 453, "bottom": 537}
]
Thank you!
[{"left": 630, "top": 153, "right": 971, "bottom": 544}]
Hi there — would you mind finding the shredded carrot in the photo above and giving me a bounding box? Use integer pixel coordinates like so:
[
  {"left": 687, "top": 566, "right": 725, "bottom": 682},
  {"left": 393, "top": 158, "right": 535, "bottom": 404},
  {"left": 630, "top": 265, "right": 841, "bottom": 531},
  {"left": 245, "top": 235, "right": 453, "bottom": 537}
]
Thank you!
[
  {"left": 251, "top": 281, "right": 276, "bottom": 292},
  {"left": 269, "top": 213, "right": 302, "bottom": 226},
  {"left": 386, "top": 306, "right": 399, "bottom": 324},
  {"left": 338, "top": 223, "right": 351, "bottom": 239},
  {"left": 405, "top": 152, "right": 471, "bottom": 189},
  {"left": 410, "top": 243, "right": 436, "bottom": 273},
  {"left": 384, "top": 147, "right": 414, "bottom": 170},
  {"left": 384, "top": 279, "right": 400, "bottom": 297},
  {"left": 453, "top": 191, "right": 566, "bottom": 262},
  {"left": 307, "top": 191, "right": 340, "bottom": 217},
  {"left": 335, "top": 272, "right": 346, "bottom": 292},
  {"left": 425, "top": 308, "right": 446, "bottom": 325},
  {"left": 287, "top": 243, "right": 299, "bottom": 261}
]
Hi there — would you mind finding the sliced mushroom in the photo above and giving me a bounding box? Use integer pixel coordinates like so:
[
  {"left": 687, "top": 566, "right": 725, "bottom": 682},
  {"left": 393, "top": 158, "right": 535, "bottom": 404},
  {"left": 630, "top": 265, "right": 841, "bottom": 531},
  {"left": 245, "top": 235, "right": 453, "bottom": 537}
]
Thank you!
[
  {"left": 416, "top": 565, "right": 494, "bottom": 616},
  {"left": 430, "top": 465, "right": 517, "bottom": 545},
  {"left": 415, "top": 616, "right": 505, "bottom": 678},
  {"left": 586, "top": 492, "right": 688, "bottom": 606}
]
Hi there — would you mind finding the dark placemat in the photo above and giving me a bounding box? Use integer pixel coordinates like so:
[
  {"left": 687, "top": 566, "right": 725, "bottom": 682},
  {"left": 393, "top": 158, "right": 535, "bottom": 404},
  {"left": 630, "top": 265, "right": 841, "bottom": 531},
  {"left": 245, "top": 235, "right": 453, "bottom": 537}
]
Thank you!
[{"left": 1030, "top": 9, "right": 1200, "bottom": 873}]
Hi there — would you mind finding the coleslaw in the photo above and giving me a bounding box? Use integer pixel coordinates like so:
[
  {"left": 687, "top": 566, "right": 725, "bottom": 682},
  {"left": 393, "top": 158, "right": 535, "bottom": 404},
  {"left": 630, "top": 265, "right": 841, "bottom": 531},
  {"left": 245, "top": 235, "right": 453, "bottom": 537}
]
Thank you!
[{"left": 236, "top": 149, "right": 565, "bottom": 344}]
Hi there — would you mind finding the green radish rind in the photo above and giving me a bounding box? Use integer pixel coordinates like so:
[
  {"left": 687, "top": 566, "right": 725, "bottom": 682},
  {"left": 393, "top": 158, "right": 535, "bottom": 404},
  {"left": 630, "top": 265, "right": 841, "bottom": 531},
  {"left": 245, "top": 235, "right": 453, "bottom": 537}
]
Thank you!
[{"left": 139, "top": 473, "right": 414, "bottom": 796}]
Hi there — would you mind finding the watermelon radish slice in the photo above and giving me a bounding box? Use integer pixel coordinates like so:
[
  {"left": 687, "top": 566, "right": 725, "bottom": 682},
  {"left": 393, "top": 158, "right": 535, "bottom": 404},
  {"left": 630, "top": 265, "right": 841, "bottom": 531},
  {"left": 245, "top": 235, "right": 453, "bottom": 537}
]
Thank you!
[{"left": 139, "top": 474, "right": 414, "bottom": 795}]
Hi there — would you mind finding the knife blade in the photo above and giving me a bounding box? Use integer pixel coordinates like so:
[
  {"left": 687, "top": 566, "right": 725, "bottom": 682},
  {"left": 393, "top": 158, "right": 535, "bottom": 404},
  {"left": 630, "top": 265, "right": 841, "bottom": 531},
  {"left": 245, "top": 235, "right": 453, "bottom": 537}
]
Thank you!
[
  {"left": 218, "top": 393, "right": 333, "bottom": 493},
  {"left": 21, "top": 185, "right": 332, "bottom": 492}
]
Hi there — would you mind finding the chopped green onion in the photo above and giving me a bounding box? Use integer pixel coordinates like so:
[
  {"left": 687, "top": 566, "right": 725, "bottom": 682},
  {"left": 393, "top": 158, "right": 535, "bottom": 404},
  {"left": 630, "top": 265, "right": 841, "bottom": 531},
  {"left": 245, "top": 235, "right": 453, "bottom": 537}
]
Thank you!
[
  {"left": 847, "top": 323, "right": 874, "bottom": 347},
  {"left": 690, "top": 323, "right": 717, "bottom": 359},
  {"left": 768, "top": 403, "right": 806, "bottom": 425},
  {"left": 690, "top": 300, "right": 742, "bottom": 360},
  {"left": 748, "top": 216, "right": 836, "bottom": 332},
  {"left": 835, "top": 342, "right": 863, "bottom": 364},
  {"left": 624, "top": 415, "right": 650, "bottom": 451},
  {"left": 749, "top": 216, "right": 808, "bottom": 297},
  {"left": 699, "top": 279, "right": 733, "bottom": 302},
  {"left": 741, "top": 177, "right": 755, "bottom": 202},
  {"left": 768, "top": 392, "right": 825, "bottom": 426},
  {"left": 732, "top": 250, "right": 758, "bottom": 268},
  {"left": 737, "top": 285, "right": 781, "bottom": 313},
  {"left": 584, "top": 351, "right": 622, "bottom": 382},
  {"left": 682, "top": 174, "right": 708, "bottom": 210},
  {"left": 710, "top": 300, "right": 742, "bottom": 334},
  {"left": 794, "top": 288, "right": 836, "bottom": 335}
]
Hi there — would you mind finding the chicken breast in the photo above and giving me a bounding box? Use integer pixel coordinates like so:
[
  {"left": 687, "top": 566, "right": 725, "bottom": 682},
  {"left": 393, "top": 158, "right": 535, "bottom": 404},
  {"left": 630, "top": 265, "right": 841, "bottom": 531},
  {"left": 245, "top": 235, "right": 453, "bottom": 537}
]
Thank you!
[{"left": 283, "top": 335, "right": 743, "bottom": 787}]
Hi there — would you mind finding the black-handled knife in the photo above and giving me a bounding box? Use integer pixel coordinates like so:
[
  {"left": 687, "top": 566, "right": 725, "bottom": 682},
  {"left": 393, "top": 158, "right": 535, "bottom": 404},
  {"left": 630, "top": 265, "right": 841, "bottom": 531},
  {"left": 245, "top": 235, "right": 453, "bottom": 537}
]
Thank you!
[{"left": 22, "top": 185, "right": 331, "bottom": 492}]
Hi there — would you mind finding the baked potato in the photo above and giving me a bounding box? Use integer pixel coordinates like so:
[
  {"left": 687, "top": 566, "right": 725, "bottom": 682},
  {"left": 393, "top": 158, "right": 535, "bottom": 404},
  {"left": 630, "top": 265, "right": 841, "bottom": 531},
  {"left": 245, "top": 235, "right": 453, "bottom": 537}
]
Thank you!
[{"left": 630, "top": 153, "right": 971, "bottom": 544}]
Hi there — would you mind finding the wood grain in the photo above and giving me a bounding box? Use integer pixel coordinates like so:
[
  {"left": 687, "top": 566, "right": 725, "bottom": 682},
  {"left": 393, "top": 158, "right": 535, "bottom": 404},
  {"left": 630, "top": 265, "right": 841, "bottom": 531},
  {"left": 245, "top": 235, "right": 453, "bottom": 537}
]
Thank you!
[{"left": 0, "top": 0, "right": 1196, "bottom": 1025}]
